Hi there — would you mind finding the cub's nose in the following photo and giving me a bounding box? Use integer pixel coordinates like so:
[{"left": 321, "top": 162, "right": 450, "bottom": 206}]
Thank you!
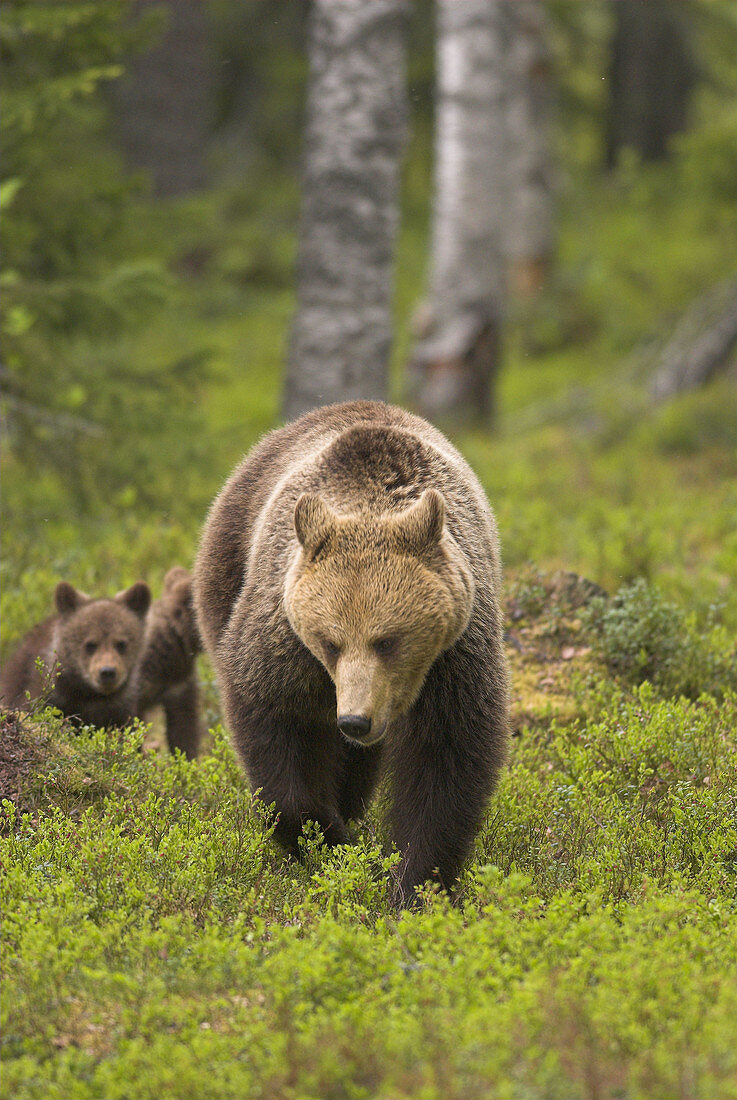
[
  {"left": 338, "top": 714, "right": 372, "bottom": 740},
  {"left": 98, "top": 667, "right": 118, "bottom": 685}
]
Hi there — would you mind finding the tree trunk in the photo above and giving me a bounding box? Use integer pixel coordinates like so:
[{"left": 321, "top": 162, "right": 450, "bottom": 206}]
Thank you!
[
  {"left": 283, "top": 0, "right": 408, "bottom": 421},
  {"left": 504, "top": 0, "right": 554, "bottom": 297},
  {"left": 112, "top": 0, "right": 214, "bottom": 197},
  {"left": 606, "top": 0, "right": 696, "bottom": 169},
  {"left": 650, "top": 277, "right": 737, "bottom": 402},
  {"left": 410, "top": 0, "right": 507, "bottom": 428}
]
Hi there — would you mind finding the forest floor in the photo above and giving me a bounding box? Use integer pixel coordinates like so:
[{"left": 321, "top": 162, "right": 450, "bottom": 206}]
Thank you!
[
  {"left": 2, "top": 542, "right": 736, "bottom": 1098},
  {"left": 2, "top": 160, "right": 737, "bottom": 1097}
]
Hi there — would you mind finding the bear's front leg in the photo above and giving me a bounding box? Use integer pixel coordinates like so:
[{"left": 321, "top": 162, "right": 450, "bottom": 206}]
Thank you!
[
  {"left": 161, "top": 677, "right": 202, "bottom": 759},
  {"left": 387, "top": 646, "right": 508, "bottom": 907},
  {"left": 224, "top": 686, "right": 348, "bottom": 855}
]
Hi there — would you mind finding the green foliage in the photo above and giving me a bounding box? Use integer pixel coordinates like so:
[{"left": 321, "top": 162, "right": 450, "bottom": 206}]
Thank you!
[
  {"left": 483, "top": 685, "right": 737, "bottom": 903},
  {"left": 2, "top": 684, "right": 737, "bottom": 1099},
  {"left": 0, "top": 0, "right": 207, "bottom": 512},
  {"left": 644, "top": 379, "right": 737, "bottom": 455},
  {"left": 585, "top": 579, "right": 737, "bottom": 699}
]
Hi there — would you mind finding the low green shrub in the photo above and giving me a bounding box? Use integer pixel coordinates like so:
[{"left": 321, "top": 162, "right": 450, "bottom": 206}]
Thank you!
[
  {"left": 2, "top": 682, "right": 737, "bottom": 1098},
  {"left": 585, "top": 578, "right": 737, "bottom": 699}
]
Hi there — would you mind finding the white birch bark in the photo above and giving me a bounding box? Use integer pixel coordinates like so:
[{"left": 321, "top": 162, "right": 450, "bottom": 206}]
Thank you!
[
  {"left": 504, "top": 0, "right": 554, "bottom": 295},
  {"left": 411, "top": 0, "right": 508, "bottom": 425},
  {"left": 283, "top": 0, "right": 407, "bottom": 421}
]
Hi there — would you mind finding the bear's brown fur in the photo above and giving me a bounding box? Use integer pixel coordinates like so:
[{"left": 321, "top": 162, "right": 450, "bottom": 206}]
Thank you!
[
  {"left": 0, "top": 581, "right": 151, "bottom": 728},
  {"left": 133, "top": 566, "right": 203, "bottom": 759},
  {"left": 194, "top": 401, "right": 509, "bottom": 904}
]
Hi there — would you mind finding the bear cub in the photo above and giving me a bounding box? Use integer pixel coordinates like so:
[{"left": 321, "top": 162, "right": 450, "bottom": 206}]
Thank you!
[
  {"left": 195, "top": 400, "right": 509, "bottom": 905},
  {"left": 0, "top": 581, "right": 151, "bottom": 728},
  {"left": 134, "top": 566, "right": 203, "bottom": 759}
]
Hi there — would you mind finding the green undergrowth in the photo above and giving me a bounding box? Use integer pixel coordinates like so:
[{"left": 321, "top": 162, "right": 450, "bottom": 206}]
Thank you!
[
  {"left": 585, "top": 577, "right": 737, "bottom": 700},
  {"left": 2, "top": 676, "right": 737, "bottom": 1099}
]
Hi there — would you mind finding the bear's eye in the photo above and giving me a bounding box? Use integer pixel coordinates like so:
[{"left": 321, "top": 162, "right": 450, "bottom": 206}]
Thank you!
[
  {"left": 173, "top": 607, "right": 183, "bottom": 620},
  {"left": 322, "top": 638, "right": 341, "bottom": 662},
  {"left": 114, "top": 640, "right": 127, "bottom": 654},
  {"left": 85, "top": 641, "right": 98, "bottom": 655},
  {"left": 373, "top": 636, "right": 398, "bottom": 658}
]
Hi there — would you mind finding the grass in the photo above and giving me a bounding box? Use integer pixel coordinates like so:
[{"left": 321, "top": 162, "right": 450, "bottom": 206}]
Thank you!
[{"left": 2, "top": 127, "right": 737, "bottom": 1097}]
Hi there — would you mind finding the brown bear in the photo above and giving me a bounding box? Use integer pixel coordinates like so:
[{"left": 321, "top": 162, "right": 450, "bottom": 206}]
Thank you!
[
  {"left": 0, "top": 581, "right": 151, "bottom": 728},
  {"left": 194, "top": 401, "right": 509, "bottom": 904},
  {"left": 133, "top": 566, "right": 203, "bottom": 759}
]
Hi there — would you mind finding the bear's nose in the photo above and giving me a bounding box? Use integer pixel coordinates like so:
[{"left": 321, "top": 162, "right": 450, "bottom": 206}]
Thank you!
[
  {"left": 98, "top": 667, "right": 118, "bottom": 684},
  {"left": 338, "top": 714, "right": 372, "bottom": 740}
]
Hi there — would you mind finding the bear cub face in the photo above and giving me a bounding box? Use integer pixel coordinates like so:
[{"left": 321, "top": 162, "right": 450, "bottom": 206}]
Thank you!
[
  {"left": 54, "top": 581, "right": 151, "bottom": 695},
  {"left": 285, "top": 489, "right": 475, "bottom": 745}
]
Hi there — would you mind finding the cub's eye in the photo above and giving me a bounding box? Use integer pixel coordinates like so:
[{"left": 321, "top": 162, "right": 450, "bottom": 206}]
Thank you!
[
  {"left": 322, "top": 638, "right": 341, "bottom": 662},
  {"left": 173, "top": 607, "right": 183, "bottom": 620},
  {"left": 114, "top": 640, "right": 127, "bottom": 654},
  {"left": 373, "top": 636, "right": 398, "bottom": 658},
  {"left": 84, "top": 641, "right": 98, "bottom": 655}
]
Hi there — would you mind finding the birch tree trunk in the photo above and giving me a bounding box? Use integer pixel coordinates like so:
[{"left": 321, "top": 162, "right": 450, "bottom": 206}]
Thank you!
[
  {"left": 283, "top": 0, "right": 407, "bottom": 421},
  {"left": 410, "top": 0, "right": 508, "bottom": 427},
  {"left": 504, "top": 0, "right": 554, "bottom": 297}
]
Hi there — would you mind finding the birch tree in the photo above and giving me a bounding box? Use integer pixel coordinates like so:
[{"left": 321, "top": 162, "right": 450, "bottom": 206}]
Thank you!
[
  {"left": 283, "top": 0, "right": 407, "bottom": 421},
  {"left": 410, "top": 0, "right": 508, "bottom": 426}
]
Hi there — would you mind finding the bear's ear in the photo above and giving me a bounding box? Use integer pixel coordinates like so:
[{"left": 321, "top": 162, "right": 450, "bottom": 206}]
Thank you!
[
  {"left": 163, "top": 566, "right": 191, "bottom": 592},
  {"left": 167, "top": 570, "right": 194, "bottom": 612},
  {"left": 294, "top": 493, "right": 336, "bottom": 560},
  {"left": 392, "top": 489, "right": 445, "bottom": 554},
  {"left": 55, "top": 582, "right": 90, "bottom": 616},
  {"left": 115, "top": 581, "right": 152, "bottom": 618}
]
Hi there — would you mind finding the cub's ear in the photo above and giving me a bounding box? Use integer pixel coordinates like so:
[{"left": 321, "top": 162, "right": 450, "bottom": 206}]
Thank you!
[
  {"left": 116, "top": 581, "right": 151, "bottom": 618},
  {"left": 55, "top": 582, "right": 90, "bottom": 616},
  {"left": 294, "top": 493, "right": 336, "bottom": 560},
  {"left": 163, "top": 566, "right": 192, "bottom": 592},
  {"left": 166, "top": 569, "right": 194, "bottom": 611},
  {"left": 392, "top": 489, "right": 445, "bottom": 554}
]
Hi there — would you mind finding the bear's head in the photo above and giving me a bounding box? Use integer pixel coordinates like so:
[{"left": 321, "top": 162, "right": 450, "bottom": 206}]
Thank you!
[
  {"left": 54, "top": 581, "right": 151, "bottom": 695},
  {"left": 284, "top": 489, "right": 474, "bottom": 745}
]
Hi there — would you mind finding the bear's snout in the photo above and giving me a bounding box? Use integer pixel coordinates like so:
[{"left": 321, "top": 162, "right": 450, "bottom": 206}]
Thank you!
[
  {"left": 334, "top": 654, "right": 393, "bottom": 743},
  {"left": 338, "top": 714, "right": 372, "bottom": 742},
  {"left": 91, "top": 657, "right": 126, "bottom": 694}
]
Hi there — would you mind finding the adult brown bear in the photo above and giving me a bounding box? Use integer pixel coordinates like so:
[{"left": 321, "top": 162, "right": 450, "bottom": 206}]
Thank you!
[{"left": 194, "top": 401, "right": 509, "bottom": 904}]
